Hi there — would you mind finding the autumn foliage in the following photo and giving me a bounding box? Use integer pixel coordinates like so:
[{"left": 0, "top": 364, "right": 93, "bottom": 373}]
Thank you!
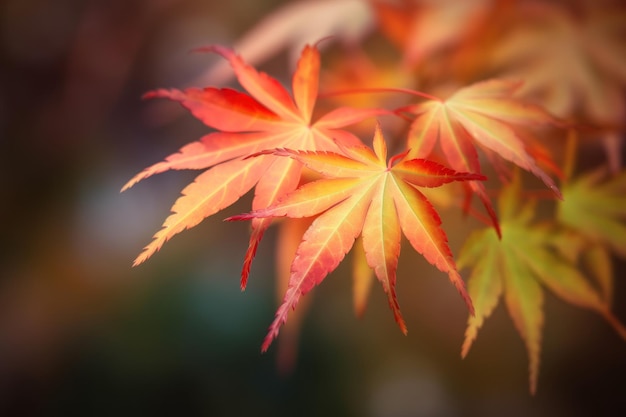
[{"left": 123, "top": 0, "right": 626, "bottom": 394}]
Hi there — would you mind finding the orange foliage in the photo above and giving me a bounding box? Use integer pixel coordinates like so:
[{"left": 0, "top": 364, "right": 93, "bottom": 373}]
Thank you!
[{"left": 124, "top": 0, "right": 626, "bottom": 393}]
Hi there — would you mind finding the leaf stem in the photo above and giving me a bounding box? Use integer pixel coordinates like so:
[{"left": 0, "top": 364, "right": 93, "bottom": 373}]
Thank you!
[
  {"left": 484, "top": 187, "right": 560, "bottom": 201},
  {"left": 464, "top": 204, "right": 494, "bottom": 229},
  {"left": 319, "top": 87, "right": 442, "bottom": 103},
  {"left": 563, "top": 128, "right": 578, "bottom": 181}
]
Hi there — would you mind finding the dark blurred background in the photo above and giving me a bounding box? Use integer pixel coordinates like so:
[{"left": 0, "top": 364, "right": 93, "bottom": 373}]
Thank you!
[{"left": 1, "top": 0, "right": 625, "bottom": 416}]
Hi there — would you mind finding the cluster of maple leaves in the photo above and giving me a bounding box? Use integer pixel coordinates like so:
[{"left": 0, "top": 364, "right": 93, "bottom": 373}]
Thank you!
[{"left": 123, "top": 0, "right": 626, "bottom": 394}]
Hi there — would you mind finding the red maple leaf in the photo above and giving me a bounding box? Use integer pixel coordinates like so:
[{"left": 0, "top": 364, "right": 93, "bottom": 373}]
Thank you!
[
  {"left": 229, "top": 123, "right": 484, "bottom": 351},
  {"left": 122, "top": 44, "right": 385, "bottom": 287}
]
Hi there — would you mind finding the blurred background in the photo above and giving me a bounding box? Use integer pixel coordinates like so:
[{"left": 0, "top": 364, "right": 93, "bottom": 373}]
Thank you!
[{"left": 1, "top": 0, "right": 625, "bottom": 416}]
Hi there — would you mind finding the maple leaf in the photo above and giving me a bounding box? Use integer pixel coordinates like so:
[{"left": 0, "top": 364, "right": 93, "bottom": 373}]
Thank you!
[
  {"left": 229, "top": 123, "right": 484, "bottom": 351},
  {"left": 488, "top": 1, "right": 626, "bottom": 125},
  {"left": 274, "top": 217, "right": 315, "bottom": 375},
  {"left": 487, "top": 1, "right": 626, "bottom": 170},
  {"left": 352, "top": 235, "right": 376, "bottom": 318},
  {"left": 374, "top": 0, "right": 495, "bottom": 67},
  {"left": 558, "top": 167, "right": 626, "bottom": 258},
  {"left": 546, "top": 229, "right": 614, "bottom": 309},
  {"left": 122, "top": 44, "right": 385, "bottom": 287},
  {"left": 400, "top": 79, "right": 562, "bottom": 236},
  {"left": 193, "top": 0, "right": 375, "bottom": 86},
  {"left": 459, "top": 171, "right": 626, "bottom": 394}
]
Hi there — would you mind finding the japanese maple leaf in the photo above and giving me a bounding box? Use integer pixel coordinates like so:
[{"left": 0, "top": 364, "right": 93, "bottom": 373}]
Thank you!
[
  {"left": 122, "top": 44, "right": 384, "bottom": 287},
  {"left": 229, "top": 124, "right": 484, "bottom": 351},
  {"left": 558, "top": 167, "right": 626, "bottom": 258},
  {"left": 546, "top": 229, "right": 614, "bottom": 309},
  {"left": 374, "top": 0, "right": 495, "bottom": 67},
  {"left": 459, "top": 172, "right": 626, "bottom": 394},
  {"left": 195, "top": 0, "right": 375, "bottom": 86},
  {"left": 400, "top": 79, "right": 562, "bottom": 236},
  {"left": 488, "top": 1, "right": 626, "bottom": 124},
  {"left": 487, "top": 1, "right": 626, "bottom": 170},
  {"left": 274, "top": 217, "right": 315, "bottom": 375}
]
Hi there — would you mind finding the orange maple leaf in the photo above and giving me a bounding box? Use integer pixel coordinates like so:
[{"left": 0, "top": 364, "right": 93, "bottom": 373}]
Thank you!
[
  {"left": 374, "top": 0, "right": 496, "bottom": 67},
  {"left": 195, "top": 0, "right": 375, "bottom": 86},
  {"left": 400, "top": 79, "right": 562, "bottom": 236},
  {"left": 487, "top": 1, "right": 626, "bottom": 171},
  {"left": 122, "top": 44, "right": 385, "bottom": 287},
  {"left": 229, "top": 123, "right": 484, "bottom": 351},
  {"left": 488, "top": 1, "right": 626, "bottom": 125}
]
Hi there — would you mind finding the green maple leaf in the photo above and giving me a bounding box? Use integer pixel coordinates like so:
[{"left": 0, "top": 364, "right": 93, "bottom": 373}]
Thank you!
[
  {"left": 558, "top": 167, "right": 626, "bottom": 258},
  {"left": 459, "top": 172, "right": 626, "bottom": 394}
]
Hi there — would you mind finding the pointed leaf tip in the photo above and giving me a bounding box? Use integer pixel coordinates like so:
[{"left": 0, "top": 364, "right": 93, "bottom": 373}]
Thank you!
[
  {"left": 224, "top": 213, "right": 255, "bottom": 222},
  {"left": 455, "top": 275, "right": 475, "bottom": 316},
  {"left": 141, "top": 89, "right": 173, "bottom": 100},
  {"left": 240, "top": 226, "right": 266, "bottom": 290},
  {"left": 192, "top": 44, "right": 232, "bottom": 57}
]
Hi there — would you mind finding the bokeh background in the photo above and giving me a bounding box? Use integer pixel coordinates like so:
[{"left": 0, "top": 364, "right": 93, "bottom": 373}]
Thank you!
[{"left": 1, "top": 0, "right": 625, "bottom": 416}]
